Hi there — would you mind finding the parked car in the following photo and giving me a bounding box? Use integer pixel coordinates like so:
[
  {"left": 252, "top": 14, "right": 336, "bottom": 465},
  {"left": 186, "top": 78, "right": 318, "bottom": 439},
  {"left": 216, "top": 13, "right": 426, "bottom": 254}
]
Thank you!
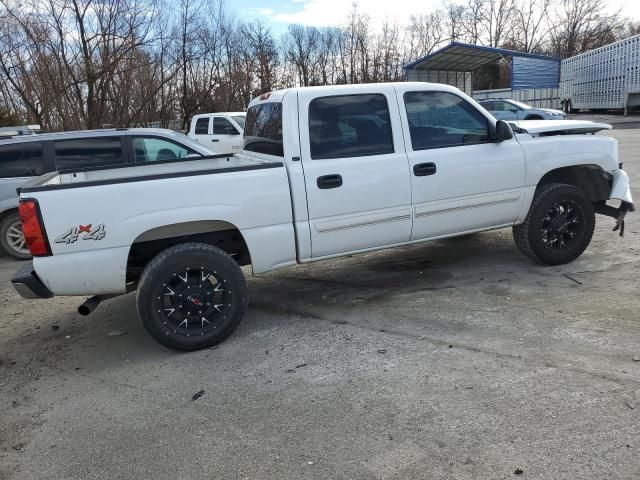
[
  {"left": 0, "top": 124, "right": 42, "bottom": 137},
  {"left": 188, "top": 112, "right": 246, "bottom": 154},
  {"left": 12, "top": 82, "right": 633, "bottom": 351},
  {"left": 479, "top": 99, "right": 566, "bottom": 121},
  {"left": 0, "top": 128, "right": 213, "bottom": 259}
]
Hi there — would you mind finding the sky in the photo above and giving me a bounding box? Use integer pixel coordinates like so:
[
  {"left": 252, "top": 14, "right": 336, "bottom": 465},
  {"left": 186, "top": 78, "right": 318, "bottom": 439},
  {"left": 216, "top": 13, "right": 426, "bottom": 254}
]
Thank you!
[{"left": 233, "top": 0, "right": 640, "bottom": 34}]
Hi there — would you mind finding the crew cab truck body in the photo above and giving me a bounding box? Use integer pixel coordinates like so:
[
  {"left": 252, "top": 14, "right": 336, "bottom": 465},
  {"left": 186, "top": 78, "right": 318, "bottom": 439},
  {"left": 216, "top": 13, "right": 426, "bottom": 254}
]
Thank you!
[{"left": 13, "top": 82, "right": 634, "bottom": 351}]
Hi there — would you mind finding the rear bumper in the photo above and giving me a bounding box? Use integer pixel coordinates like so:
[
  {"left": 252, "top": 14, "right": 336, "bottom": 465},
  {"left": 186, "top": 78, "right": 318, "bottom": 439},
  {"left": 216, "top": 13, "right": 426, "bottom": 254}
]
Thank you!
[{"left": 11, "top": 263, "right": 53, "bottom": 299}]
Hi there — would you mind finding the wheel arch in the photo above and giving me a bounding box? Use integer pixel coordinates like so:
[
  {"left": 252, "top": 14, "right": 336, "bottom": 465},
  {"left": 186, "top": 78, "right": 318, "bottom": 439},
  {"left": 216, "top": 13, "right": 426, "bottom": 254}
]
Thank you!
[
  {"left": 126, "top": 220, "right": 252, "bottom": 284},
  {"left": 0, "top": 206, "right": 18, "bottom": 223},
  {"left": 536, "top": 165, "right": 611, "bottom": 202}
]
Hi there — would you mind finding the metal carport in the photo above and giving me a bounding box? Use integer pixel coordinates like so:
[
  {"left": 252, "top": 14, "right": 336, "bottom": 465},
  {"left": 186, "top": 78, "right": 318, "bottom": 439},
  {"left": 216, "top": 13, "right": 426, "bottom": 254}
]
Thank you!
[{"left": 404, "top": 42, "right": 560, "bottom": 96}]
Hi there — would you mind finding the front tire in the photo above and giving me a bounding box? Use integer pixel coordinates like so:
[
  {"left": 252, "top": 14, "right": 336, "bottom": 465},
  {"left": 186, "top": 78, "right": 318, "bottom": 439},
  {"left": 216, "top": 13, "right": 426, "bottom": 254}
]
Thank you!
[
  {"left": 513, "top": 183, "right": 595, "bottom": 265},
  {"left": 137, "top": 242, "right": 248, "bottom": 351},
  {"left": 0, "top": 212, "right": 31, "bottom": 260}
]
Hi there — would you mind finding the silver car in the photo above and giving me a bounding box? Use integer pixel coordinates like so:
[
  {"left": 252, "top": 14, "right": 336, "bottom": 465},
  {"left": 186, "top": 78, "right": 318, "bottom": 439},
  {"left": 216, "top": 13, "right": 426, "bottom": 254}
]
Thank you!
[
  {"left": 479, "top": 99, "right": 566, "bottom": 121},
  {"left": 0, "top": 128, "right": 214, "bottom": 259}
]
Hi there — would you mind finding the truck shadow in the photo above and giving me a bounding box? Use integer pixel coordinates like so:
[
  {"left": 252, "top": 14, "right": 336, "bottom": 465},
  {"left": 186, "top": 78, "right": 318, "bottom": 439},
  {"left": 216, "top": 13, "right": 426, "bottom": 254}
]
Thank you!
[
  {"left": 247, "top": 231, "right": 524, "bottom": 323},
  {"left": 2, "top": 231, "right": 529, "bottom": 375}
]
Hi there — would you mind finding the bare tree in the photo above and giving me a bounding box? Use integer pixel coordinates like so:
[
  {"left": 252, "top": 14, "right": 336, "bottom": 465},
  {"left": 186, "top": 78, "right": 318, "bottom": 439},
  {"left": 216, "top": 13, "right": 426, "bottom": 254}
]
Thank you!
[
  {"left": 509, "top": 0, "right": 550, "bottom": 52},
  {"left": 406, "top": 10, "right": 446, "bottom": 60},
  {"left": 549, "top": 0, "right": 623, "bottom": 58},
  {"left": 0, "top": 0, "right": 637, "bottom": 132}
]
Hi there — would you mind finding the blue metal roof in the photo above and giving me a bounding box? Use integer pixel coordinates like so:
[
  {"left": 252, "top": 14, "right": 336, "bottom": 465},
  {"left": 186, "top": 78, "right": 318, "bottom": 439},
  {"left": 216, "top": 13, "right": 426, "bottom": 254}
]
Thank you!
[
  {"left": 404, "top": 42, "right": 559, "bottom": 70},
  {"left": 403, "top": 42, "right": 560, "bottom": 90}
]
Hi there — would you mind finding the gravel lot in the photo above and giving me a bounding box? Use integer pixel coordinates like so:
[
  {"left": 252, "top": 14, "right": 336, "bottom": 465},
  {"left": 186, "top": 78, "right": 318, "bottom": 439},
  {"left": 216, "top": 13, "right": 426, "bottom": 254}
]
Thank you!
[{"left": 1, "top": 117, "right": 640, "bottom": 480}]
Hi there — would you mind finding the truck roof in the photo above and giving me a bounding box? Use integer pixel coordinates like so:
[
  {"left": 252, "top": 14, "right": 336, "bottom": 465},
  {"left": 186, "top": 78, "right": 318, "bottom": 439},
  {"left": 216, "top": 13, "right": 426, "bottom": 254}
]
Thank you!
[
  {"left": 0, "top": 127, "right": 188, "bottom": 144},
  {"left": 192, "top": 112, "right": 246, "bottom": 118},
  {"left": 249, "top": 82, "right": 464, "bottom": 106}
]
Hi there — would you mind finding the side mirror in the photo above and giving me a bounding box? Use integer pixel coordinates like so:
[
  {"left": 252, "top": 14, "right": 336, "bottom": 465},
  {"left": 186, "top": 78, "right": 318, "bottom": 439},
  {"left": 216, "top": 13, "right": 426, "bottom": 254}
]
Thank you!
[{"left": 494, "top": 120, "right": 514, "bottom": 142}]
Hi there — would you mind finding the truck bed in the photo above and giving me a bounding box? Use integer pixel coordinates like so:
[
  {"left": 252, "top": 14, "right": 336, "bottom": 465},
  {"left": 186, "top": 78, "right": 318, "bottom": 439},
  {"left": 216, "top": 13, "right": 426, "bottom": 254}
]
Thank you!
[
  {"left": 19, "top": 153, "right": 297, "bottom": 295},
  {"left": 20, "top": 154, "right": 274, "bottom": 192}
]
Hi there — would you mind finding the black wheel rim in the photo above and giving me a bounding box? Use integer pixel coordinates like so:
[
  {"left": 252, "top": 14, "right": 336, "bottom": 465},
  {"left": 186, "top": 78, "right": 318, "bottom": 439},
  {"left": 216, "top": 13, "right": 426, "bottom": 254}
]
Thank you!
[
  {"left": 156, "top": 266, "right": 232, "bottom": 337},
  {"left": 540, "top": 200, "right": 584, "bottom": 250}
]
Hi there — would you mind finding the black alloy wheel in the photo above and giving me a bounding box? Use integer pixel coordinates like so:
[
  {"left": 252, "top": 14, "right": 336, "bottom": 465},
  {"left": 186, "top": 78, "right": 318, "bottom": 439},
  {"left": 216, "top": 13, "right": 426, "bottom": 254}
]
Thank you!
[{"left": 137, "top": 243, "right": 248, "bottom": 351}]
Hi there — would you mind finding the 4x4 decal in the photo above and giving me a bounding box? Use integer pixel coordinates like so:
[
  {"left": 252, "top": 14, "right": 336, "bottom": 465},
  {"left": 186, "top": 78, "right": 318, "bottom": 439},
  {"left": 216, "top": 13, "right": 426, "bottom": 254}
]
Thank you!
[{"left": 55, "top": 224, "right": 106, "bottom": 244}]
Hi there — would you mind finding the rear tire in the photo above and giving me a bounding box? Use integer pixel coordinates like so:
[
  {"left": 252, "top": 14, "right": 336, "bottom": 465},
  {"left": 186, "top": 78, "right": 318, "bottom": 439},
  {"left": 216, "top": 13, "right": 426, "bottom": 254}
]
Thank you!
[
  {"left": 0, "top": 212, "right": 31, "bottom": 260},
  {"left": 137, "top": 242, "right": 248, "bottom": 351},
  {"left": 513, "top": 183, "right": 595, "bottom": 265}
]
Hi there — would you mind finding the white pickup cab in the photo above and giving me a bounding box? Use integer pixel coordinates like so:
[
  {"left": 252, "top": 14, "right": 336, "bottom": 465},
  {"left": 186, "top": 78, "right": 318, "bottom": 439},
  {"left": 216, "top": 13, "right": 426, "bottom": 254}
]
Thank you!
[
  {"left": 13, "top": 83, "right": 634, "bottom": 351},
  {"left": 188, "top": 112, "right": 246, "bottom": 154}
]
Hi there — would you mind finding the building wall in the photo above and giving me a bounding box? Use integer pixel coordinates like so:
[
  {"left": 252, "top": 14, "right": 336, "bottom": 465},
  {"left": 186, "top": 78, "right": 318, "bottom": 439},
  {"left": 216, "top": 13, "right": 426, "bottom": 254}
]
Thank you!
[{"left": 512, "top": 56, "right": 561, "bottom": 90}]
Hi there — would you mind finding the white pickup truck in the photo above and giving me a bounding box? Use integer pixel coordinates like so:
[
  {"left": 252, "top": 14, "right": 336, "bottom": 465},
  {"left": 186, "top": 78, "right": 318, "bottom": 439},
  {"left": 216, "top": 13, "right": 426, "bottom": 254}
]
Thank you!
[{"left": 12, "top": 82, "right": 634, "bottom": 351}]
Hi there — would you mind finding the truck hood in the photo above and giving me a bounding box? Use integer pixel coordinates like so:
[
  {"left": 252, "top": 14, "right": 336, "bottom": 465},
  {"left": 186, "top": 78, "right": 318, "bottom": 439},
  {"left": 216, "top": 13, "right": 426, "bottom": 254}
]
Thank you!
[
  {"left": 511, "top": 119, "right": 612, "bottom": 135},
  {"left": 538, "top": 108, "right": 565, "bottom": 116}
]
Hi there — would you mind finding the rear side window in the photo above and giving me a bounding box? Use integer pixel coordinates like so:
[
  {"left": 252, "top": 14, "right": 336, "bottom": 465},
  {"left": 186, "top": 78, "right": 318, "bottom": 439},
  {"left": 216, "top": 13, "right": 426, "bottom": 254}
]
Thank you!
[
  {"left": 132, "top": 137, "right": 198, "bottom": 163},
  {"left": 54, "top": 137, "right": 124, "bottom": 170},
  {"left": 492, "top": 101, "right": 512, "bottom": 112},
  {"left": 244, "top": 102, "right": 283, "bottom": 157},
  {"left": 0, "top": 142, "right": 44, "bottom": 177},
  {"left": 213, "top": 117, "right": 239, "bottom": 135},
  {"left": 194, "top": 117, "right": 209, "bottom": 135},
  {"left": 404, "top": 91, "right": 490, "bottom": 151},
  {"left": 309, "top": 94, "right": 393, "bottom": 160}
]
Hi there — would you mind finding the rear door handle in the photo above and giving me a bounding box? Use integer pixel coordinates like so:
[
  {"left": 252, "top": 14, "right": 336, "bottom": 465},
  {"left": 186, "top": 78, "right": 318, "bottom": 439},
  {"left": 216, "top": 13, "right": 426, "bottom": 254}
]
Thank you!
[
  {"left": 211, "top": 139, "right": 220, "bottom": 142},
  {"left": 413, "top": 162, "right": 437, "bottom": 176},
  {"left": 317, "top": 174, "right": 343, "bottom": 189}
]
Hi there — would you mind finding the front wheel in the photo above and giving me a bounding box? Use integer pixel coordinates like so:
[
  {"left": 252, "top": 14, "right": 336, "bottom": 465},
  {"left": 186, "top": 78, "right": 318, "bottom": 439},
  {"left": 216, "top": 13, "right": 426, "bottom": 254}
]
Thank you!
[
  {"left": 513, "top": 183, "right": 595, "bottom": 265},
  {"left": 137, "top": 242, "right": 248, "bottom": 351},
  {"left": 0, "top": 212, "right": 32, "bottom": 260}
]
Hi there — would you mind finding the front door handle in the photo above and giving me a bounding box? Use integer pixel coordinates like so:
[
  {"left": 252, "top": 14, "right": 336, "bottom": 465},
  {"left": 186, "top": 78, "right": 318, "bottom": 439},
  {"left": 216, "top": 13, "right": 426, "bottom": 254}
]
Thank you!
[
  {"left": 413, "top": 162, "right": 437, "bottom": 176},
  {"left": 317, "top": 174, "right": 343, "bottom": 189},
  {"left": 211, "top": 139, "right": 220, "bottom": 142}
]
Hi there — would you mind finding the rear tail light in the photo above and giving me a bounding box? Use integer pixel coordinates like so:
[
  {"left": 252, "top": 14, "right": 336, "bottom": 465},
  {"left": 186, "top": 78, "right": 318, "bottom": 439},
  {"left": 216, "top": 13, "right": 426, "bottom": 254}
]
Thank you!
[{"left": 18, "top": 199, "right": 51, "bottom": 256}]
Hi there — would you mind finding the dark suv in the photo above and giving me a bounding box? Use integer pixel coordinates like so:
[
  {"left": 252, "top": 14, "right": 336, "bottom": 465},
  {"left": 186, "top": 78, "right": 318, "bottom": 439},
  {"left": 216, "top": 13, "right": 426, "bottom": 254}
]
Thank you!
[{"left": 0, "top": 128, "right": 213, "bottom": 259}]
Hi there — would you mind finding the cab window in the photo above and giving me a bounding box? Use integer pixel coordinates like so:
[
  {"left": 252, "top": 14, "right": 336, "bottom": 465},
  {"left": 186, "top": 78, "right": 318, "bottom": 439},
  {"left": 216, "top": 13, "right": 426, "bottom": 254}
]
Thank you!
[
  {"left": 132, "top": 137, "right": 199, "bottom": 163},
  {"left": 244, "top": 103, "right": 283, "bottom": 157},
  {"left": 55, "top": 137, "right": 125, "bottom": 170},
  {"left": 213, "top": 117, "right": 239, "bottom": 135},
  {"left": 404, "top": 91, "right": 490, "bottom": 151},
  {"left": 309, "top": 94, "right": 394, "bottom": 160},
  {"left": 0, "top": 142, "right": 44, "bottom": 177},
  {"left": 194, "top": 117, "right": 210, "bottom": 135}
]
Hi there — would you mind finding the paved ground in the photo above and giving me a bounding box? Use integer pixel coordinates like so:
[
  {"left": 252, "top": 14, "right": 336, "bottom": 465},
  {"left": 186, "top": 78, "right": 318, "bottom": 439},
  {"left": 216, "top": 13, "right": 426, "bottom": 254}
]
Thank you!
[{"left": 1, "top": 120, "right": 640, "bottom": 479}]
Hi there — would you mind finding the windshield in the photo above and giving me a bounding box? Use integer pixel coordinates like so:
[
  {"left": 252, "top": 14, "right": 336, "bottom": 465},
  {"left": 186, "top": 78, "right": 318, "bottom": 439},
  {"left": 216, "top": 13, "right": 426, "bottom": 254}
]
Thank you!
[
  {"left": 232, "top": 115, "right": 246, "bottom": 129},
  {"left": 244, "top": 103, "right": 283, "bottom": 157},
  {"left": 508, "top": 100, "right": 532, "bottom": 110}
]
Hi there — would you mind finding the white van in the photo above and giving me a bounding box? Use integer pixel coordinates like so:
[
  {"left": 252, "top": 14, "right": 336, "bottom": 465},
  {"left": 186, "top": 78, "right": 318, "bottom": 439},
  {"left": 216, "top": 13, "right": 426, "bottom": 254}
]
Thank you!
[{"left": 188, "top": 112, "right": 246, "bottom": 154}]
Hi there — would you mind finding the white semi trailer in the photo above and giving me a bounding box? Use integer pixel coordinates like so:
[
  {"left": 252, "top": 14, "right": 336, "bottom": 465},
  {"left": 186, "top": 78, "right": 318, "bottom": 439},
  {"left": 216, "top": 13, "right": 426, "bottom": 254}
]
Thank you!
[{"left": 560, "top": 35, "right": 640, "bottom": 115}]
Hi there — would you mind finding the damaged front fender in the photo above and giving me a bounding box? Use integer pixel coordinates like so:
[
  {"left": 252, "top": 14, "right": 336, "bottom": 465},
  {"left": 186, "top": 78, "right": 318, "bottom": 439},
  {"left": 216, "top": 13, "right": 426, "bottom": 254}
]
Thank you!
[
  {"left": 595, "top": 169, "right": 635, "bottom": 236},
  {"left": 610, "top": 169, "right": 634, "bottom": 204}
]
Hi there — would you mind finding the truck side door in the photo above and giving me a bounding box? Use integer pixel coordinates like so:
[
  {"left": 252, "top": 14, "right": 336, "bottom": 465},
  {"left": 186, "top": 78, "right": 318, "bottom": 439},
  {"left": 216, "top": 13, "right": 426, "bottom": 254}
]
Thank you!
[
  {"left": 297, "top": 87, "right": 412, "bottom": 258},
  {"left": 212, "top": 117, "right": 242, "bottom": 154},
  {"left": 395, "top": 86, "right": 525, "bottom": 240},
  {"left": 191, "top": 116, "right": 210, "bottom": 145}
]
